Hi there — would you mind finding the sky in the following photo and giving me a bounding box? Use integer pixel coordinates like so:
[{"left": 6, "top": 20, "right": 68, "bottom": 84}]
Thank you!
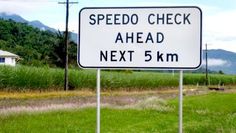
[{"left": 0, "top": 0, "right": 236, "bottom": 53}]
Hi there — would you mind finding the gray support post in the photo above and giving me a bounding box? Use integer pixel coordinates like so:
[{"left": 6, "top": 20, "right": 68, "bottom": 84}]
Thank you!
[
  {"left": 96, "top": 69, "right": 101, "bottom": 133},
  {"left": 179, "top": 70, "right": 183, "bottom": 133}
]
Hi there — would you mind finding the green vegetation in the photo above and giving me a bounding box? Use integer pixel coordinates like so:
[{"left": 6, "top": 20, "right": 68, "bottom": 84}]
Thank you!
[
  {"left": 0, "top": 65, "right": 236, "bottom": 91},
  {"left": 0, "top": 93, "right": 235, "bottom": 132},
  {"left": 184, "top": 73, "right": 236, "bottom": 85},
  {"left": 0, "top": 19, "right": 76, "bottom": 67}
]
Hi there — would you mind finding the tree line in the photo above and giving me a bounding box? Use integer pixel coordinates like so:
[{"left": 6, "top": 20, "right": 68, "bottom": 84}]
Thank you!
[{"left": 0, "top": 19, "right": 77, "bottom": 67}]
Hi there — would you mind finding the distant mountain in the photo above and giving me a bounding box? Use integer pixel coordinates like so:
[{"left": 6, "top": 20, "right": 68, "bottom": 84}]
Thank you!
[
  {"left": 0, "top": 12, "right": 77, "bottom": 42},
  {"left": 28, "top": 20, "right": 56, "bottom": 32},
  {"left": 0, "top": 12, "right": 55, "bottom": 32},
  {"left": 202, "top": 49, "right": 236, "bottom": 74},
  {"left": 0, "top": 12, "right": 27, "bottom": 23}
]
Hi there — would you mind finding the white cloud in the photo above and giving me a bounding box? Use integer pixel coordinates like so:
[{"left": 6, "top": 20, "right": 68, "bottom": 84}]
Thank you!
[
  {"left": 205, "top": 10, "right": 236, "bottom": 37},
  {"left": 0, "top": 1, "right": 53, "bottom": 14},
  {"left": 202, "top": 58, "right": 230, "bottom": 67},
  {"left": 203, "top": 9, "right": 236, "bottom": 52}
]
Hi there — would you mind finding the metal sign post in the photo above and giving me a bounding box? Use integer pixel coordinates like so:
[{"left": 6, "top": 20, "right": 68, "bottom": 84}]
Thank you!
[
  {"left": 179, "top": 70, "right": 183, "bottom": 133},
  {"left": 96, "top": 69, "right": 101, "bottom": 133}
]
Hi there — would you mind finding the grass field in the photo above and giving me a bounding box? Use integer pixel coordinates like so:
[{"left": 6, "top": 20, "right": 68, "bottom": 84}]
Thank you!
[
  {"left": 0, "top": 65, "right": 236, "bottom": 91},
  {"left": 0, "top": 92, "right": 235, "bottom": 133}
]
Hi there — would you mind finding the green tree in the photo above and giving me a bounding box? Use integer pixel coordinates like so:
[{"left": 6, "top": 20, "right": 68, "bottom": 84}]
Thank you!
[{"left": 0, "top": 19, "right": 77, "bottom": 67}]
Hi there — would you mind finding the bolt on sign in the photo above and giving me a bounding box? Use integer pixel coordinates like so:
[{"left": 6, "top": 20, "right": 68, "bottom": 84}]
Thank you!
[{"left": 78, "top": 6, "right": 202, "bottom": 69}]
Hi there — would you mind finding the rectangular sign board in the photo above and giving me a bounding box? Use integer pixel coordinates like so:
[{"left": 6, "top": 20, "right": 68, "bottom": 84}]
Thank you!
[{"left": 78, "top": 6, "right": 202, "bottom": 69}]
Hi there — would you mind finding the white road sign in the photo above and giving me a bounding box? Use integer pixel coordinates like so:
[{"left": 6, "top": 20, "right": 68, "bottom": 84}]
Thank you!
[{"left": 78, "top": 7, "right": 202, "bottom": 69}]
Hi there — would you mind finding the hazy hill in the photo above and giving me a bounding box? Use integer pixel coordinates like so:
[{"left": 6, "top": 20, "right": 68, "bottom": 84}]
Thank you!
[
  {"left": 0, "top": 12, "right": 77, "bottom": 43},
  {"left": 28, "top": 20, "right": 56, "bottom": 32},
  {"left": 0, "top": 12, "right": 27, "bottom": 23},
  {"left": 202, "top": 49, "right": 236, "bottom": 74},
  {"left": 0, "top": 12, "right": 56, "bottom": 32}
]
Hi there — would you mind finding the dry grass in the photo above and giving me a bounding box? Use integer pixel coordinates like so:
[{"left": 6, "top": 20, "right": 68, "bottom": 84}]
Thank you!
[
  {"left": 0, "top": 85, "right": 223, "bottom": 100},
  {"left": 0, "top": 88, "right": 179, "bottom": 100},
  {"left": 0, "top": 89, "right": 95, "bottom": 99},
  {"left": 123, "top": 96, "right": 173, "bottom": 112},
  {"left": 1, "top": 85, "right": 235, "bottom": 100}
]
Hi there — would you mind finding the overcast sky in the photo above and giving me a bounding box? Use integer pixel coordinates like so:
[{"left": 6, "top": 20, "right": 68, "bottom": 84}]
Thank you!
[{"left": 0, "top": 0, "right": 236, "bottom": 52}]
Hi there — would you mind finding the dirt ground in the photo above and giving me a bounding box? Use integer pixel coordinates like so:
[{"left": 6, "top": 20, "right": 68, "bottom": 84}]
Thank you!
[{"left": 0, "top": 86, "right": 235, "bottom": 114}]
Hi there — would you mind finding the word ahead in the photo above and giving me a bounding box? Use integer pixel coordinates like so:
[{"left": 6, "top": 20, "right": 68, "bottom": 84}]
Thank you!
[{"left": 78, "top": 7, "right": 202, "bottom": 69}]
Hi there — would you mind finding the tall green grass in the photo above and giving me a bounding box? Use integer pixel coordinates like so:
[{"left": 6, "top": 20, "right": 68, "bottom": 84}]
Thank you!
[
  {"left": 184, "top": 73, "right": 236, "bottom": 85},
  {"left": 0, "top": 65, "right": 236, "bottom": 91},
  {"left": 0, "top": 65, "right": 96, "bottom": 91}
]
